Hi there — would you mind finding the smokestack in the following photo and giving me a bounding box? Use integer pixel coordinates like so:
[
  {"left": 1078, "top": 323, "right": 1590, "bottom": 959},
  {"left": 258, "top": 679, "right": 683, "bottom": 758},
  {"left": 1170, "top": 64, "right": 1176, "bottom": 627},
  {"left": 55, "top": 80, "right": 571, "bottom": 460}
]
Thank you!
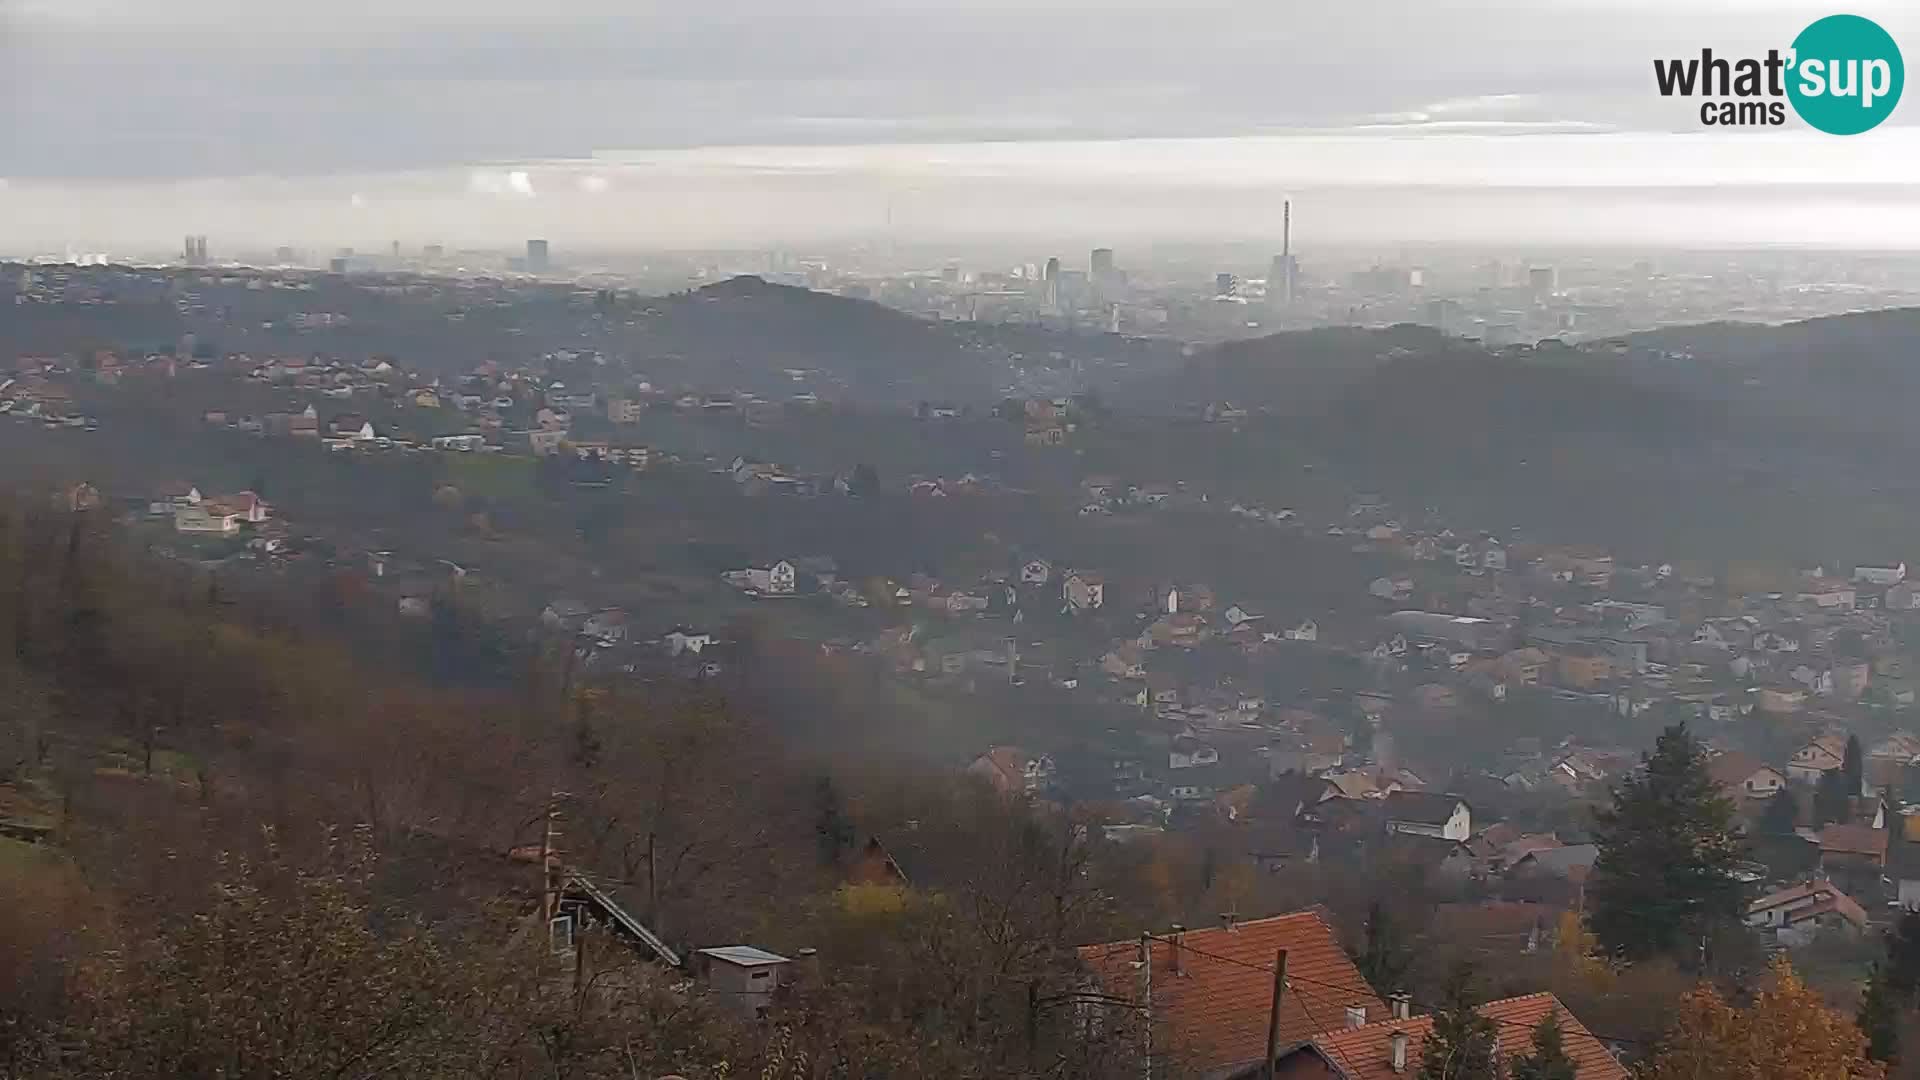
[
  {"left": 1169, "top": 924, "right": 1184, "bottom": 976},
  {"left": 1283, "top": 200, "right": 1291, "bottom": 258},
  {"left": 1390, "top": 1030, "right": 1409, "bottom": 1072},
  {"left": 1345, "top": 1005, "right": 1367, "bottom": 1029},
  {"left": 1391, "top": 993, "right": 1411, "bottom": 1021}
]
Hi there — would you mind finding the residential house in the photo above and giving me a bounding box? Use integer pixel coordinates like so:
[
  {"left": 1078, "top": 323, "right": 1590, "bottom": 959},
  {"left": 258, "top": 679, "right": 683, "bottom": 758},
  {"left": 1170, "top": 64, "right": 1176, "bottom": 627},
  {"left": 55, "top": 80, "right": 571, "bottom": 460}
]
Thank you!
[
  {"left": 330, "top": 414, "right": 375, "bottom": 441},
  {"left": 739, "top": 560, "right": 797, "bottom": 595},
  {"left": 1889, "top": 582, "right": 1920, "bottom": 611},
  {"left": 1758, "top": 684, "right": 1809, "bottom": 715},
  {"left": 1798, "top": 578, "right": 1858, "bottom": 610},
  {"left": 1871, "top": 731, "right": 1920, "bottom": 764},
  {"left": 663, "top": 629, "right": 716, "bottom": 656},
  {"left": 1368, "top": 575, "right": 1415, "bottom": 602},
  {"left": 1169, "top": 735, "right": 1220, "bottom": 770},
  {"left": 967, "top": 747, "right": 1054, "bottom": 795},
  {"left": 1062, "top": 571, "right": 1105, "bottom": 612},
  {"left": 1833, "top": 660, "right": 1872, "bottom": 701},
  {"left": 1819, "top": 823, "right": 1889, "bottom": 870},
  {"left": 1787, "top": 734, "right": 1848, "bottom": 784},
  {"left": 1893, "top": 841, "right": 1920, "bottom": 909},
  {"left": 1746, "top": 880, "right": 1869, "bottom": 946},
  {"left": 1268, "top": 733, "right": 1346, "bottom": 778},
  {"left": 200, "top": 491, "right": 269, "bottom": 525},
  {"left": 1223, "top": 604, "right": 1263, "bottom": 628},
  {"left": 526, "top": 428, "right": 567, "bottom": 456},
  {"left": 1707, "top": 753, "right": 1788, "bottom": 801},
  {"left": 1078, "top": 911, "right": 1385, "bottom": 1079},
  {"left": 1382, "top": 792, "right": 1471, "bottom": 841},
  {"left": 1790, "top": 664, "right": 1836, "bottom": 696},
  {"left": 173, "top": 504, "right": 242, "bottom": 534},
  {"left": 148, "top": 483, "right": 202, "bottom": 515},
  {"left": 1498, "top": 647, "right": 1550, "bottom": 687},
  {"left": 1168, "top": 764, "right": 1224, "bottom": 802},
  {"left": 1101, "top": 644, "right": 1147, "bottom": 680},
  {"left": 1555, "top": 646, "right": 1615, "bottom": 690},
  {"left": 1856, "top": 563, "right": 1908, "bottom": 586},
  {"left": 1265, "top": 993, "right": 1625, "bottom": 1080},
  {"left": 1542, "top": 548, "right": 1615, "bottom": 590},
  {"left": 1019, "top": 559, "right": 1051, "bottom": 586},
  {"left": 1282, "top": 619, "right": 1319, "bottom": 642},
  {"left": 581, "top": 609, "right": 628, "bottom": 644}
]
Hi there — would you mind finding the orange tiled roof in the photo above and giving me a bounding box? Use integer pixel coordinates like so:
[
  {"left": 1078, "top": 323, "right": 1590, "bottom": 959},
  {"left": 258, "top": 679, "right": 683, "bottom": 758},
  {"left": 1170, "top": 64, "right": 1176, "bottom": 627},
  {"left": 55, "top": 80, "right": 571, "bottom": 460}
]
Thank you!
[
  {"left": 1303, "top": 993, "right": 1626, "bottom": 1080},
  {"left": 1078, "top": 910, "right": 1385, "bottom": 1075},
  {"left": 1819, "top": 823, "right": 1889, "bottom": 860}
]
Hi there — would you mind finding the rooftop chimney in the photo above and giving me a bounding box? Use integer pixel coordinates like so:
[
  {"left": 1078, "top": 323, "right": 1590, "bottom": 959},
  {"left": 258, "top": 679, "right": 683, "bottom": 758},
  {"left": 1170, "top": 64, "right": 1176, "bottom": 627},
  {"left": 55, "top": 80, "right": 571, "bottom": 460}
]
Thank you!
[
  {"left": 1391, "top": 993, "right": 1412, "bottom": 1021},
  {"left": 1169, "top": 925, "right": 1185, "bottom": 976},
  {"left": 1346, "top": 1005, "right": 1368, "bottom": 1029},
  {"left": 1390, "top": 1030, "right": 1409, "bottom": 1073}
]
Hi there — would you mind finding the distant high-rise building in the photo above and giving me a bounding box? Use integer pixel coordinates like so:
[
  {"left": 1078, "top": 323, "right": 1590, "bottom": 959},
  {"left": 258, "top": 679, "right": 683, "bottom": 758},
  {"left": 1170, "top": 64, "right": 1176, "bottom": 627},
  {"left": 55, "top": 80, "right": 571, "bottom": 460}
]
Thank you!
[
  {"left": 424, "top": 244, "right": 445, "bottom": 259},
  {"left": 1215, "top": 272, "right": 1238, "bottom": 298},
  {"left": 274, "top": 246, "right": 296, "bottom": 264},
  {"left": 1044, "top": 256, "right": 1060, "bottom": 281},
  {"left": 328, "top": 257, "right": 350, "bottom": 274},
  {"left": 183, "top": 235, "right": 208, "bottom": 266},
  {"left": 1090, "top": 247, "right": 1115, "bottom": 281},
  {"left": 1527, "top": 266, "right": 1557, "bottom": 298},
  {"left": 526, "top": 239, "right": 551, "bottom": 272}
]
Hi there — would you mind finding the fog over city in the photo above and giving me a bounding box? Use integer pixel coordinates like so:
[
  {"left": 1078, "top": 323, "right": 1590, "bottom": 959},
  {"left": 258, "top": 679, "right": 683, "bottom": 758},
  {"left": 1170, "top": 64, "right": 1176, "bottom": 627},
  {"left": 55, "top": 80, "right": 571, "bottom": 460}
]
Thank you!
[{"left": 5, "top": 0, "right": 1920, "bottom": 252}]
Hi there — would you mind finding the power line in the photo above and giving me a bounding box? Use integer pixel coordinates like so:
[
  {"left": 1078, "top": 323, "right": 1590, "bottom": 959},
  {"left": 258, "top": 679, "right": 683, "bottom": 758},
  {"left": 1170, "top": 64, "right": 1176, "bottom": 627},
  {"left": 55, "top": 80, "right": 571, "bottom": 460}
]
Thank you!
[{"left": 1290, "top": 981, "right": 1369, "bottom": 1080}]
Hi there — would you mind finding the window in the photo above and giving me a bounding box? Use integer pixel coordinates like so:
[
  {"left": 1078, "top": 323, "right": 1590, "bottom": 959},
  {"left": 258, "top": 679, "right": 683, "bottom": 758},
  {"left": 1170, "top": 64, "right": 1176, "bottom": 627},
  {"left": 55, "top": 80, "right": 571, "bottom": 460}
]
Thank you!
[{"left": 549, "top": 915, "right": 575, "bottom": 955}]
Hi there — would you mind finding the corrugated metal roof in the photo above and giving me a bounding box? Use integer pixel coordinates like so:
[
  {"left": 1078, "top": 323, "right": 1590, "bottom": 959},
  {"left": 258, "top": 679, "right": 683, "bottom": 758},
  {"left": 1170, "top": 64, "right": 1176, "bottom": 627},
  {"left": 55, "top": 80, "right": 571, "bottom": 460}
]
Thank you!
[{"left": 698, "top": 945, "right": 791, "bottom": 967}]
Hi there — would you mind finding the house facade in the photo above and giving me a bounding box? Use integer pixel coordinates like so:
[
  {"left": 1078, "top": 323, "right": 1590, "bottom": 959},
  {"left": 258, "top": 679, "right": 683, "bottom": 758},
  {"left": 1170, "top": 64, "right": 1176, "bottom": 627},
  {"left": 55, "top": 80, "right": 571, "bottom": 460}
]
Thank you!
[{"left": 1382, "top": 792, "right": 1471, "bottom": 842}]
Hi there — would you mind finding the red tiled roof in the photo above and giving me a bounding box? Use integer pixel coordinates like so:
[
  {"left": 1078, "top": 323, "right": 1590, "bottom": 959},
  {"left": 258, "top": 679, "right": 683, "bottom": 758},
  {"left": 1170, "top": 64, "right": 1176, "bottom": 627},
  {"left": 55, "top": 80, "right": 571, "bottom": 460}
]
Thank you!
[
  {"left": 1820, "top": 823, "right": 1889, "bottom": 860},
  {"left": 1749, "top": 880, "right": 1869, "bottom": 929},
  {"left": 1301, "top": 993, "right": 1626, "bottom": 1080},
  {"left": 1078, "top": 910, "right": 1385, "bottom": 1075}
]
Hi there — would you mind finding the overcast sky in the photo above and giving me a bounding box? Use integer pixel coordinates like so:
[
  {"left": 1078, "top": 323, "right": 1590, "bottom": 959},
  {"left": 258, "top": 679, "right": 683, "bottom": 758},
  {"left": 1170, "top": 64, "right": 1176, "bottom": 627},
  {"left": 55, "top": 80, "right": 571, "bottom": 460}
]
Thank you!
[{"left": 4, "top": 0, "right": 1918, "bottom": 254}]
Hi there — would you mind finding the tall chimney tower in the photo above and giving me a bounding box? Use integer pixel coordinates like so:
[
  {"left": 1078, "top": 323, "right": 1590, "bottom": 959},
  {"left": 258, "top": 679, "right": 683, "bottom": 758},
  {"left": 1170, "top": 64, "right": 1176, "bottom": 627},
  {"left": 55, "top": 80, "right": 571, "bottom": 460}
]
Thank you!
[{"left": 1271, "top": 200, "right": 1298, "bottom": 307}]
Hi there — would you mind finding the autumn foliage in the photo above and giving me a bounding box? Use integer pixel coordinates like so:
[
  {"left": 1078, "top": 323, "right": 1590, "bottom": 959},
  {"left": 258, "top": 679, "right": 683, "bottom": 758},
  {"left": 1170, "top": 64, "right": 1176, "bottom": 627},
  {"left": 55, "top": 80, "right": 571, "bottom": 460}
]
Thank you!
[{"left": 1639, "top": 959, "right": 1885, "bottom": 1080}]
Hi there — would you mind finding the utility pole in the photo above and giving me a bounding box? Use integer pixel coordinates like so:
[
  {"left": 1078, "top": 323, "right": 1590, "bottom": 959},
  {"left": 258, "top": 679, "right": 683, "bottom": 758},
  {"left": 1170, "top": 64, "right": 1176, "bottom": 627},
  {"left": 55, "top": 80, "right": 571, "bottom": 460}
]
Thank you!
[
  {"left": 539, "top": 791, "right": 566, "bottom": 924},
  {"left": 1263, "top": 949, "right": 1289, "bottom": 1080},
  {"left": 1138, "top": 932, "right": 1154, "bottom": 1080}
]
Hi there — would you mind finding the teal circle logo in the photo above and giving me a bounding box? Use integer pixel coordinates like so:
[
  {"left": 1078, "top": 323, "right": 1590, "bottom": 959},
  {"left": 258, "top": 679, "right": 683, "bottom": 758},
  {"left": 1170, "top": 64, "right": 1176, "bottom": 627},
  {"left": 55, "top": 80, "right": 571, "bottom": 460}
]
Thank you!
[{"left": 1788, "top": 14, "right": 1903, "bottom": 134}]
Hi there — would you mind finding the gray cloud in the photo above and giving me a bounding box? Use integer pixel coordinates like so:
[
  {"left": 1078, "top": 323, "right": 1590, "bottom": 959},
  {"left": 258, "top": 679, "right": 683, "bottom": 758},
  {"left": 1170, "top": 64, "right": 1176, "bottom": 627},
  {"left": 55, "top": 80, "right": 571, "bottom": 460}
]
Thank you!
[{"left": 7, "top": 0, "right": 1914, "bottom": 180}]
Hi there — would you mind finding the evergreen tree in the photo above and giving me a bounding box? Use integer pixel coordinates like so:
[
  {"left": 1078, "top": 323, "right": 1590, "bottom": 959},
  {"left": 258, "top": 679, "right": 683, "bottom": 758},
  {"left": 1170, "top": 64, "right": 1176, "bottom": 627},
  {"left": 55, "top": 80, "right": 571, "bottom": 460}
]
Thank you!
[
  {"left": 1509, "top": 1012, "right": 1578, "bottom": 1080},
  {"left": 1860, "top": 908, "right": 1920, "bottom": 1064},
  {"left": 1351, "top": 900, "right": 1414, "bottom": 995},
  {"left": 1883, "top": 908, "right": 1920, "bottom": 998},
  {"left": 1758, "top": 786, "right": 1799, "bottom": 835},
  {"left": 1860, "top": 963, "right": 1900, "bottom": 1064},
  {"left": 1417, "top": 965, "right": 1496, "bottom": 1080},
  {"left": 1588, "top": 723, "right": 1746, "bottom": 963},
  {"left": 1814, "top": 768, "right": 1851, "bottom": 827},
  {"left": 1845, "top": 735, "right": 1866, "bottom": 799},
  {"left": 813, "top": 776, "right": 854, "bottom": 867}
]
